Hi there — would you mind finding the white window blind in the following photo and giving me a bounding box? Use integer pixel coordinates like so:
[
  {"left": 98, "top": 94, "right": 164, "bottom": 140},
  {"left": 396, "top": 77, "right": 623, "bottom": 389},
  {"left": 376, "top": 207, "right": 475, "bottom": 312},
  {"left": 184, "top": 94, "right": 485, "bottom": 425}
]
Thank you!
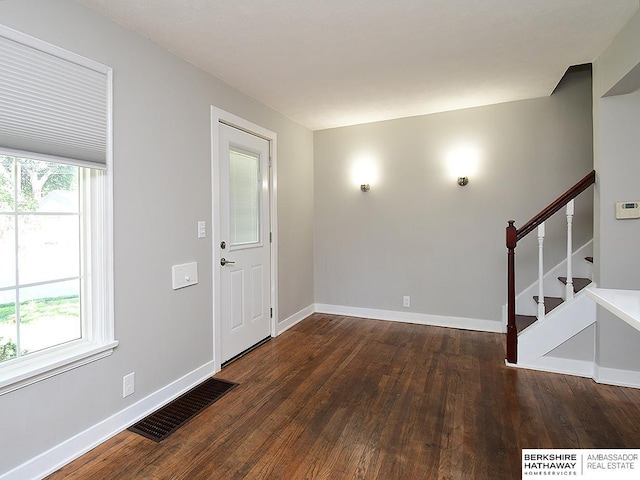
[
  {"left": 0, "top": 25, "right": 109, "bottom": 168},
  {"left": 229, "top": 148, "right": 261, "bottom": 246}
]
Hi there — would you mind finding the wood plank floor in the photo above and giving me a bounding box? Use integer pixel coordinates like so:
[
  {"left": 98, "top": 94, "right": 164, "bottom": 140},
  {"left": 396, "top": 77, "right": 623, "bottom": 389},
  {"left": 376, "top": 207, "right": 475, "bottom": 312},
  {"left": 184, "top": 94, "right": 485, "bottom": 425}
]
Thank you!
[{"left": 47, "top": 313, "right": 640, "bottom": 479}]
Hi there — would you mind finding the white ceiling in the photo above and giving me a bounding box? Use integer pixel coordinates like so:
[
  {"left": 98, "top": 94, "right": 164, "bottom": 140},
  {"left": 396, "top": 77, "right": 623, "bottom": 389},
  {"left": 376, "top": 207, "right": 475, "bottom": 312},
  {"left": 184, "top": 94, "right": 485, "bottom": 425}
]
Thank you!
[{"left": 77, "top": 0, "right": 639, "bottom": 131}]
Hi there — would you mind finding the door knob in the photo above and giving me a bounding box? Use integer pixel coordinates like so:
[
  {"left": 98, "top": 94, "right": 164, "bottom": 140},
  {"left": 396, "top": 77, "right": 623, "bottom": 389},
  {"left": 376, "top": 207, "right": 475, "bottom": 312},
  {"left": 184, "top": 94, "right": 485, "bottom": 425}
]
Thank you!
[{"left": 220, "top": 258, "right": 235, "bottom": 266}]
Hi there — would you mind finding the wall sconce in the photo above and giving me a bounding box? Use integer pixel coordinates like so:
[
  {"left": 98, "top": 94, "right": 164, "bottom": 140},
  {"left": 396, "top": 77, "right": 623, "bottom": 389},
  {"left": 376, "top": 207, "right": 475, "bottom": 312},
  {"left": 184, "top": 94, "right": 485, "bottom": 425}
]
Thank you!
[
  {"left": 351, "top": 153, "right": 378, "bottom": 193},
  {"left": 445, "top": 144, "right": 480, "bottom": 188}
]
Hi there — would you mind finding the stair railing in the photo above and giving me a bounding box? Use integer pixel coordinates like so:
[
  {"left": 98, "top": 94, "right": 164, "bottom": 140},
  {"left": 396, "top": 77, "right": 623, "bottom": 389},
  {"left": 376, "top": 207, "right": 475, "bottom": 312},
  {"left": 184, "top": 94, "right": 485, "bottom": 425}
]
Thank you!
[{"left": 506, "top": 170, "right": 595, "bottom": 364}]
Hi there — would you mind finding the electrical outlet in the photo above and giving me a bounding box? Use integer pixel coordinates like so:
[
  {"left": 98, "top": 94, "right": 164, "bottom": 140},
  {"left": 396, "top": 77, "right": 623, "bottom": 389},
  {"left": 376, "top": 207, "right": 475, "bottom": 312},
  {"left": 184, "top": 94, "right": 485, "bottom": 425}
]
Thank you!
[
  {"left": 123, "top": 372, "right": 135, "bottom": 398},
  {"left": 403, "top": 296, "right": 411, "bottom": 308}
]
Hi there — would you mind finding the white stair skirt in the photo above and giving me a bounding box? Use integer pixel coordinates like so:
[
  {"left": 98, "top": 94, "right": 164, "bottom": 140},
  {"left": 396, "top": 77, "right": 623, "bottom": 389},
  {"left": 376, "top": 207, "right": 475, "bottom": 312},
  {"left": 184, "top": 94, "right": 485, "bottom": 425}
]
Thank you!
[{"left": 517, "top": 293, "right": 596, "bottom": 364}]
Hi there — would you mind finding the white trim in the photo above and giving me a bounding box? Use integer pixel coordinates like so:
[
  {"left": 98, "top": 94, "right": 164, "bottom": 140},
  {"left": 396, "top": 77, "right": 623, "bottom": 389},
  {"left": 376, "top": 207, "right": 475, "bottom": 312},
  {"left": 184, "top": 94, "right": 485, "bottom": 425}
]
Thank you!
[
  {"left": 517, "top": 293, "right": 596, "bottom": 362},
  {"left": 0, "top": 341, "right": 118, "bottom": 396},
  {"left": 314, "top": 303, "right": 505, "bottom": 333},
  {"left": 276, "top": 304, "right": 315, "bottom": 335},
  {"left": 0, "top": 361, "right": 216, "bottom": 480},
  {"left": 210, "top": 107, "right": 278, "bottom": 373},
  {"left": 268, "top": 303, "right": 505, "bottom": 335},
  {"left": 594, "top": 364, "right": 640, "bottom": 389},
  {"left": 508, "top": 359, "right": 640, "bottom": 389},
  {"left": 586, "top": 287, "right": 640, "bottom": 334},
  {"left": 514, "top": 356, "right": 595, "bottom": 379}
]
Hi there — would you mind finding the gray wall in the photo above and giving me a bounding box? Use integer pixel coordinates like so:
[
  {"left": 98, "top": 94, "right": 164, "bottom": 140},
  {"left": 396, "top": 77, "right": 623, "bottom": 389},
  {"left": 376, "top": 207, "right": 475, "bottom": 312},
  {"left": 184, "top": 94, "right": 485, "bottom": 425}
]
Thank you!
[
  {"left": 546, "top": 324, "right": 596, "bottom": 362},
  {"left": 313, "top": 69, "right": 594, "bottom": 323},
  {"left": 0, "top": 0, "right": 314, "bottom": 474},
  {"left": 593, "top": 8, "right": 640, "bottom": 371}
]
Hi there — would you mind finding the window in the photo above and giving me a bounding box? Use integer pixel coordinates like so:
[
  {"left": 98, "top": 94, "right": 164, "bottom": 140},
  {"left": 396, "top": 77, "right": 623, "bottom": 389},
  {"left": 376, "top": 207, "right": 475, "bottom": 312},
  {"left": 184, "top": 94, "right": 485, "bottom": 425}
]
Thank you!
[
  {"left": 229, "top": 147, "right": 261, "bottom": 246},
  {"left": 0, "top": 26, "right": 115, "bottom": 394}
]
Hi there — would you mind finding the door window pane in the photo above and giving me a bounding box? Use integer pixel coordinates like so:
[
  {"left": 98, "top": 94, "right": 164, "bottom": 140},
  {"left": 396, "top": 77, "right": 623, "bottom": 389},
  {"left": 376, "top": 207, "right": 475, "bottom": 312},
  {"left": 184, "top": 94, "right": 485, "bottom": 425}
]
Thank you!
[{"left": 229, "top": 148, "right": 260, "bottom": 246}]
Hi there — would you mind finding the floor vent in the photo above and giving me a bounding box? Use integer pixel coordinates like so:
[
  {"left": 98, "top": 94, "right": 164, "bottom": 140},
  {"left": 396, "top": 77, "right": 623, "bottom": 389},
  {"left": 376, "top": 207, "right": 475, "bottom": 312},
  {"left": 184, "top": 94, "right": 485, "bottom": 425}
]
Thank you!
[{"left": 128, "top": 377, "right": 238, "bottom": 442}]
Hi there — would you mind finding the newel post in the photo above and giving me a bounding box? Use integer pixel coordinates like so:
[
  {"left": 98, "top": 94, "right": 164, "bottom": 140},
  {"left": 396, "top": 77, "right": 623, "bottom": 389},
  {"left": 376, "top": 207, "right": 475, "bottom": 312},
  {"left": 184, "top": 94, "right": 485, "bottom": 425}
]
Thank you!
[{"left": 506, "top": 220, "right": 518, "bottom": 364}]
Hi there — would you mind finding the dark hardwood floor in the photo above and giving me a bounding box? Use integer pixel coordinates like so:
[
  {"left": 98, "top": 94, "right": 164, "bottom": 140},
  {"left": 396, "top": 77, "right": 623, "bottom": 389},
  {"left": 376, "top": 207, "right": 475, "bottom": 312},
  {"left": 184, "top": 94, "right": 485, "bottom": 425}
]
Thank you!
[{"left": 47, "top": 313, "right": 640, "bottom": 479}]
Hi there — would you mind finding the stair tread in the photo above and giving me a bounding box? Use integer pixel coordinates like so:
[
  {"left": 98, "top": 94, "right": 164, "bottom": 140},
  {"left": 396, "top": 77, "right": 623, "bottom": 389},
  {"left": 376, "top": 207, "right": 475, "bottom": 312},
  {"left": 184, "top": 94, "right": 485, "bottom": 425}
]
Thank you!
[
  {"left": 532, "top": 296, "right": 564, "bottom": 314},
  {"left": 516, "top": 314, "right": 537, "bottom": 333},
  {"left": 557, "top": 277, "right": 592, "bottom": 293}
]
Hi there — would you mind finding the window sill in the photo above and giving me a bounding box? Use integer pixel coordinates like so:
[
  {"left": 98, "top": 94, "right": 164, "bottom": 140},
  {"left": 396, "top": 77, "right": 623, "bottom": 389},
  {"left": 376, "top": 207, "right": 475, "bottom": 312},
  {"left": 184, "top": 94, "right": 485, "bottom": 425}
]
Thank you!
[{"left": 0, "top": 340, "right": 119, "bottom": 396}]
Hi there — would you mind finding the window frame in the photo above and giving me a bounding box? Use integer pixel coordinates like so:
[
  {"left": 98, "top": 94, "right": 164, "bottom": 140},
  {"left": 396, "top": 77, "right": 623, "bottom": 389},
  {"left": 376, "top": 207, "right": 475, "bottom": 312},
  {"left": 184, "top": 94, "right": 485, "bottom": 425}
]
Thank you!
[
  {"left": 0, "top": 155, "right": 116, "bottom": 395},
  {"left": 0, "top": 28, "right": 116, "bottom": 396}
]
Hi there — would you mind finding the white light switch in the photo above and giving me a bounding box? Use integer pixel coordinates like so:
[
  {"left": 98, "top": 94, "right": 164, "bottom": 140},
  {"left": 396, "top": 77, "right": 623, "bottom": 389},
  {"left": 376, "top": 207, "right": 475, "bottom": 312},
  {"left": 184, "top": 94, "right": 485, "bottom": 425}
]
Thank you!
[
  {"left": 172, "top": 262, "right": 198, "bottom": 289},
  {"left": 197, "top": 220, "right": 206, "bottom": 238}
]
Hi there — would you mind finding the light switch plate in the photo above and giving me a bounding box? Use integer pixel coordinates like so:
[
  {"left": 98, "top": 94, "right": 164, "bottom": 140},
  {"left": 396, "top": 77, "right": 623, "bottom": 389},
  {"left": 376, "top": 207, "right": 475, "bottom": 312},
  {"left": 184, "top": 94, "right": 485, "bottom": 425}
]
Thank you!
[
  {"left": 197, "top": 220, "right": 206, "bottom": 238},
  {"left": 172, "top": 262, "right": 198, "bottom": 289}
]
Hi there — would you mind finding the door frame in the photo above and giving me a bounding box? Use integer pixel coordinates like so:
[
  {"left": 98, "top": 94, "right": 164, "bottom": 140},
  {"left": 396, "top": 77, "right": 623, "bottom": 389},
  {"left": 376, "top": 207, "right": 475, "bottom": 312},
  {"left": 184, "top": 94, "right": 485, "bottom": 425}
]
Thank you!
[{"left": 210, "top": 107, "right": 278, "bottom": 372}]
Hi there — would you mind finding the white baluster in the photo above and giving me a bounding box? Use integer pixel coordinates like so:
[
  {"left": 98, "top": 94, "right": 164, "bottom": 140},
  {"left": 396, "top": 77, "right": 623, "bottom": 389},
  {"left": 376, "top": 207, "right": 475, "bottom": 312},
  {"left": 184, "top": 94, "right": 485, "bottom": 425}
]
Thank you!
[
  {"left": 537, "top": 222, "right": 545, "bottom": 320},
  {"left": 566, "top": 200, "right": 574, "bottom": 301}
]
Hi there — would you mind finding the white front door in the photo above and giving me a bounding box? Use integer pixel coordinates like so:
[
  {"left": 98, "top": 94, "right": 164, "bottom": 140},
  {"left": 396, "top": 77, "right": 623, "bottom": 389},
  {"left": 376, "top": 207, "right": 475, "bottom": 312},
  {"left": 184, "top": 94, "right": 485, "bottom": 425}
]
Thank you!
[{"left": 218, "top": 123, "right": 271, "bottom": 363}]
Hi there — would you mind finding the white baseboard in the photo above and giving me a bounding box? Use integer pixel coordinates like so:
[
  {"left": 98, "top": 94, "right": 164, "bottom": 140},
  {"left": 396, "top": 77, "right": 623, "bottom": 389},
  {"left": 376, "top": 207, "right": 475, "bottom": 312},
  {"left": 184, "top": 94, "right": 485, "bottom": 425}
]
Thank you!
[
  {"left": 314, "top": 303, "right": 505, "bottom": 333},
  {"left": 1, "top": 361, "right": 216, "bottom": 480},
  {"left": 508, "top": 357, "right": 640, "bottom": 389},
  {"left": 515, "top": 356, "right": 595, "bottom": 378},
  {"left": 276, "top": 304, "right": 315, "bottom": 335},
  {"left": 594, "top": 364, "right": 640, "bottom": 389}
]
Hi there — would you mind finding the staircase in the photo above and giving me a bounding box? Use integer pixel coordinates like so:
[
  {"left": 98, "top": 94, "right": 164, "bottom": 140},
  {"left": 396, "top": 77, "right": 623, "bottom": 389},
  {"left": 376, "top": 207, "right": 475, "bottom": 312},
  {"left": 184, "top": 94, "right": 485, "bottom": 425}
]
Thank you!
[
  {"left": 513, "top": 250, "right": 597, "bottom": 370},
  {"left": 515, "top": 253, "right": 593, "bottom": 334},
  {"left": 505, "top": 171, "right": 596, "bottom": 366}
]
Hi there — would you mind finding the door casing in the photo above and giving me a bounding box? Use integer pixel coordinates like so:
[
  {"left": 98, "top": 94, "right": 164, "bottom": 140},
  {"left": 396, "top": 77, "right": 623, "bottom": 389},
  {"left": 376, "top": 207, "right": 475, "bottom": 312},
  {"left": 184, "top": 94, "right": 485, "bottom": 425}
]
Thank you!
[{"left": 211, "top": 107, "right": 278, "bottom": 372}]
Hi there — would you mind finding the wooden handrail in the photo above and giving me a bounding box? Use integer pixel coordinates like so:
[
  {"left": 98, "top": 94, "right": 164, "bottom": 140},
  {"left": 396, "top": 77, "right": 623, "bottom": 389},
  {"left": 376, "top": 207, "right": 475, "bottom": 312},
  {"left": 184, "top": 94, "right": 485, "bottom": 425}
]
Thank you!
[
  {"left": 506, "top": 170, "right": 596, "bottom": 364},
  {"left": 516, "top": 170, "right": 596, "bottom": 241}
]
